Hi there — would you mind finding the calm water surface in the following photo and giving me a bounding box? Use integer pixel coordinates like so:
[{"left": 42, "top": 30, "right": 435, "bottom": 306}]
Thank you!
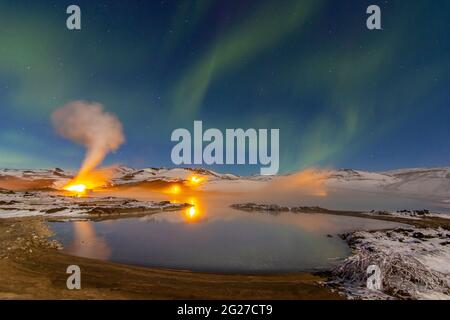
[{"left": 49, "top": 188, "right": 410, "bottom": 272}]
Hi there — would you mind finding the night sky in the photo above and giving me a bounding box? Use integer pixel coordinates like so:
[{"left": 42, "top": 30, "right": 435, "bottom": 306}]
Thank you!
[{"left": 0, "top": 0, "right": 449, "bottom": 175}]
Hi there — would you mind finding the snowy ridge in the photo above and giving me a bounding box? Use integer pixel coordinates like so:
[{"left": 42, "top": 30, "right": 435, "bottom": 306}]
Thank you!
[
  {"left": 109, "top": 167, "right": 240, "bottom": 185},
  {"left": 326, "top": 167, "right": 450, "bottom": 198},
  {"left": 0, "top": 168, "right": 75, "bottom": 180},
  {"left": 1, "top": 166, "right": 450, "bottom": 198}
]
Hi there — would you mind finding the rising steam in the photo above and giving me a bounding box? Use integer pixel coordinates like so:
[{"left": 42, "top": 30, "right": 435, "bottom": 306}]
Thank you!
[
  {"left": 52, "top": 101, "right": 125, "bottom": 178},
  {"left": 262, "top": 168, "right": 330, "bottom": 197}
]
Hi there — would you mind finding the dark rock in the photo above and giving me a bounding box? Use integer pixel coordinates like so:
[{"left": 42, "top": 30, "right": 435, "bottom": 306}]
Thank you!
[
  {"left": 0, "top": 200, "right": 18, "bottom": 205},
  {"left": 0, "top": 188, "right": 15, "bottom": 194},
  {"left": 157, "top": 201, "right": 171, "bottom": 205},
  {"left": 412, "top": 232, "right": 425, "bottom": 239},
  {"left": 45, "top": 207, "right": 68, "bottom": 214}
]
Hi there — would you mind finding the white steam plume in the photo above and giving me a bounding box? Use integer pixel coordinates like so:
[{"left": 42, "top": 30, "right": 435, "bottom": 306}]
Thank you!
[{"left": 51, "top": 101, "right": 125, "bottom": 177}]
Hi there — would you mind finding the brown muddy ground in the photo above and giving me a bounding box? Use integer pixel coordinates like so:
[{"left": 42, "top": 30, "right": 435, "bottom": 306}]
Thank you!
[{"left": 0, "top": 216, "right": 342, "bottom": 300}]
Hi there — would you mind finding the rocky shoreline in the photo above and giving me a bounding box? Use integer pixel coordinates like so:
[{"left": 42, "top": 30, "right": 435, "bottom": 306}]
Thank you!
[
  {"left": 0, "top": 189, "right": 191, "bottom": 221},
  {"left": 232, "top": 202, "right": 450, "bottom": 300},
  {"left": 331, "top": 227, "right": 450, "bottom": 299},
  {"left": 231, "top": 202, "right": 361, "bottom": 214},
  {"left": 231, "top": 202, "right": 450, "bottom": 229}
]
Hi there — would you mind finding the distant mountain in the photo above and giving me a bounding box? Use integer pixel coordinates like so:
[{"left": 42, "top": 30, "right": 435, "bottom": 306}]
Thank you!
[
  {"left": 327, "top": 168, "right": 450, "bottom": 198},
  {"left": 1, "top": 166, "right": 449, "bottom": 198}
]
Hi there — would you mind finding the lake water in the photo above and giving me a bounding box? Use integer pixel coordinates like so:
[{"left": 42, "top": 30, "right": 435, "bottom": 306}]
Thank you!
[{"left": 49, "top": 188, "right": 409, "bottom": 273}]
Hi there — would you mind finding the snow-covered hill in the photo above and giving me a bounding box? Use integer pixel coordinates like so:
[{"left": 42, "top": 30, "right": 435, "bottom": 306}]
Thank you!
[
  {"left": 380, "top": 168, "right": 450, "bottom": 198},
  {"left": 109, "top": 166, "right": 239, "bottom": 185},
  {"left": 0, "top": 168, "right": 75, "bottom": 180},
  {"left": 326, "top": 168, "right": 450, "bottom": 198},
  {"left": 1, "top": 166, "right": 450, "bottom": 199}
]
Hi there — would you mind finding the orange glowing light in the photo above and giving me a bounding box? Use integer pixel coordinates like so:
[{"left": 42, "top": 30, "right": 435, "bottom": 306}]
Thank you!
[
  {"left": 186, "top": 175, "right": 206, "bottom": 186},
  {"left": 188, "top": 206, "right": 196, "bottom": 218},
  {"left": 170, "top": 185, "right": 181, "bottom": 194},
  {"left": 61, "top": 168, "right": 114, "bottom": 195},
  {"left": 190, "top": 176, "right": 200, "bottom": 183},
  {"left": 184, "top": 197, "right": 202, "bottom": 221},
  {"left": 64, "top": 184, "right": 87, "bottom": 194}
]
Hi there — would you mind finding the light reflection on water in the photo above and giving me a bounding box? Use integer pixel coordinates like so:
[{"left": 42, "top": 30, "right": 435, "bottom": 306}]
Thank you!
[{"left": 49, "top": 187, "right": 411, "bottom": 273}]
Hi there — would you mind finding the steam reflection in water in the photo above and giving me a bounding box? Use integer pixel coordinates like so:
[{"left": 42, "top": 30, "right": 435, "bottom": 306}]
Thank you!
[{"left": 66, "top": 221, "right": 111, "bottom": 260}]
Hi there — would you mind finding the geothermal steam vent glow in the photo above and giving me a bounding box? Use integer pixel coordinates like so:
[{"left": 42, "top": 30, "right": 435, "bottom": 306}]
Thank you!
[{"left": 52, "top": 101, "right": 125, "bottom": 191}]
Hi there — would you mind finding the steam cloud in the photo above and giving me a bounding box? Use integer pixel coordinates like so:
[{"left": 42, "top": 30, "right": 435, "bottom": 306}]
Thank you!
[{"left": 51, "top": 101, "right": 125, "bottom": 177}]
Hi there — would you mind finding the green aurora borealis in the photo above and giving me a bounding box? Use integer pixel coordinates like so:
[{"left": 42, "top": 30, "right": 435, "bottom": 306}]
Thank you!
[{"left": 0, "top": 0, "right": 449, "bottom": 174}]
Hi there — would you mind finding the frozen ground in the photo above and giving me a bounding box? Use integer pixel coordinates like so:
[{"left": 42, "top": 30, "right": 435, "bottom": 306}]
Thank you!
[
  {"left": 0, "top": 189, "right": 189, "bottom": 219},
  {"left": 332, "top": 227, "right": 450, "bottom": 300},
  {"left": 364, "top": 209, "right": 450, "bottom": 220}
]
